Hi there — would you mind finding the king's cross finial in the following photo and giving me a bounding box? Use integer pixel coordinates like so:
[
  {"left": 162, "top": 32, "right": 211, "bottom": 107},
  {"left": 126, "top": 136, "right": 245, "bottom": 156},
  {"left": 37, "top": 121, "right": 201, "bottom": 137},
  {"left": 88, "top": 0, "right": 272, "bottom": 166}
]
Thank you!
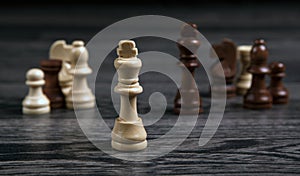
[{"left": 117, "top": 40, "right": 138, "bottom": 58}]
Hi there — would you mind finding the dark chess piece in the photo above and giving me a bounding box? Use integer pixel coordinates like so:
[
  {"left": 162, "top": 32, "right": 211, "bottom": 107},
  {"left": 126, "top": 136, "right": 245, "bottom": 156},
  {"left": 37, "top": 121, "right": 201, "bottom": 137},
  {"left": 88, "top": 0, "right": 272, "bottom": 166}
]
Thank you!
[
  {"left": 212, "top": 39, "right": 237, "bottom": 98},
  {"left": 174, "top": 23, "right": 203, "bottom": 114},
  {"left": 268, "top": 62, "right": 289, "bottom": 104},
  {"left": 243, "top": 39, "right": 272, "bottom": 109},
  {"left": 40, "top": 59, "right": 65, "bottom": 108}
]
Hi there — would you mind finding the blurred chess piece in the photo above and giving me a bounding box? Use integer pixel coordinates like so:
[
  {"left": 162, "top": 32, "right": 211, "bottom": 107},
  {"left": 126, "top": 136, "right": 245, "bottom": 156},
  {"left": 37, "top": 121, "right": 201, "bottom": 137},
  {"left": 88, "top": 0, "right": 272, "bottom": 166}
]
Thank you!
[
  {"left": 268, "top": 62, "right": 289, "bottom": 104},
  {"left": 22, "top": 68, "right": 50, "bottom": 114},
  {"left": 174, "top": 23, "right": 202, "bottom": 114},
  {"left": 66, "top": 41, "right": 95, "bottom": 109},
  {"left": 40, "top": 59, "right": 65, "bottom": 108},
  {"left": 244, "top": 39, "right": 272, "bottom": 109},
  {"left": 236, "top": 45, "right": 252, "bottom": 95},
  {"left": 50, "top": 40, "right": 83, "bottom": 96},
  {"left": 111, "top": 40, "right": 147, "bottom": 151},
  {"left": 212, "top": 38, "right": 237, "bottom": 98}
]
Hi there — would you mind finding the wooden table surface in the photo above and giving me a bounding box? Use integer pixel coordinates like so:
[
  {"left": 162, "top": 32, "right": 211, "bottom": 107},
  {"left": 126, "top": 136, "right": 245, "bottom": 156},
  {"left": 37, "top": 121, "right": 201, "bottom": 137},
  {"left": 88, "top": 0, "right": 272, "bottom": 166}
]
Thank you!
[{"left": 0, "top": 4, "right": 299, "bottom": 175}]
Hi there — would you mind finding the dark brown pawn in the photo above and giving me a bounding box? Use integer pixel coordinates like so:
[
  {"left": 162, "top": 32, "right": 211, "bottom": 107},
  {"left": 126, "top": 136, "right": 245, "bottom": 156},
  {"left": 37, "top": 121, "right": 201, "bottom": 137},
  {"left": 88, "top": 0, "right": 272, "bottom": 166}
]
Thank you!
[
  {"left": 40, "top": 60, "right": 65, "bottom": 108},
  {"left": 212, "top": 39, "right": 237, "bottom": 98},
  {"left": 244, "top": 39, "right": 272, "bottom": 109},
  {"left": 268, "top": 62, "right": 289, "bottom": 104},
  {"left": 174, "top": 23, "right": 203, "bottom": 114}
]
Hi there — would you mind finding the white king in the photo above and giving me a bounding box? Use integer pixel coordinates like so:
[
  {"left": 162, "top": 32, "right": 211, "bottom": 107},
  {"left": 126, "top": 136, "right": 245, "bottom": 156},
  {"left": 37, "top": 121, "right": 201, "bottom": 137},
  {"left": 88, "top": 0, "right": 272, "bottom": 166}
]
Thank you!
[{"left": 111, "top": 40, "right": 147, "bottom": 151}]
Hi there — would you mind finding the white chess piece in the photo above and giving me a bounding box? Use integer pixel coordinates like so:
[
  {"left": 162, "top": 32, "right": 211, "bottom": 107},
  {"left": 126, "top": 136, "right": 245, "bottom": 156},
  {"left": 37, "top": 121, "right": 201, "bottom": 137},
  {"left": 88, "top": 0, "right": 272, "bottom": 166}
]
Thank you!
[
  {"left": 22, "top": 68, "right": 50, "bottom": 114},
  {"left": 111, "top": 40, "right": 147, "bottom": 151},
  {"left": 236, "top": 45, "right": 252, "bottom": 95},
  {"left": 66, "top": 41, "right": 95, "bottom": 109},
  {"left": 49, "top": 40, "right": 84, "bottom": 96}
]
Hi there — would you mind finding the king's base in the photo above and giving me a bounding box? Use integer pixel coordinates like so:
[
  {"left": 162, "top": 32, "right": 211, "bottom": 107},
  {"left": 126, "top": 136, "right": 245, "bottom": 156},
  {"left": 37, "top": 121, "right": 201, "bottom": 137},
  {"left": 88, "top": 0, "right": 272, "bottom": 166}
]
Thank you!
[
  {"left": 23, "top": 106, "right": 50, "bottom": 115},
  {"left": 111, "top": 117, "right": 147, "bottom": 152},
  {"left": 66, "top": 100, "right": 95, "bottom": 109},
  {"left": 111, "top": 140, "right": 147, "bottom": 152}
]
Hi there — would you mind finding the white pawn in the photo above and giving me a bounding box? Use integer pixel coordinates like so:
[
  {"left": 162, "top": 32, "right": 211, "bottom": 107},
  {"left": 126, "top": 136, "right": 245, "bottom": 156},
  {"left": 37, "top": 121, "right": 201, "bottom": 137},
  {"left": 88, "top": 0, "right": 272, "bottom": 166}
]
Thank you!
[
  {"left": 111, "top": 40, "right": 147, "bottom": 151},
  {"left": 66, "top": 41, "right": 95, "bottom": 109},
  {"left": 236, "top": 45, "right": 253, "bottom": 95},
  {"left": 22, "top": 68, "right": 50, "bottom": 114}
]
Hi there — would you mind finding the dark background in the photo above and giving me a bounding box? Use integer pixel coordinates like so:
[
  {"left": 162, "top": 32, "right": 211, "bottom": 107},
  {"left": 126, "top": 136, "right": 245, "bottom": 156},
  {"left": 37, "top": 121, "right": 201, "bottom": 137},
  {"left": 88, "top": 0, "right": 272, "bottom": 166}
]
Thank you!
[
  {"left": 0, "top": 1, "right": 299, "bottom": 175},
  {"left": 1, "top": 1, "right": 300, "bottom": 83}
]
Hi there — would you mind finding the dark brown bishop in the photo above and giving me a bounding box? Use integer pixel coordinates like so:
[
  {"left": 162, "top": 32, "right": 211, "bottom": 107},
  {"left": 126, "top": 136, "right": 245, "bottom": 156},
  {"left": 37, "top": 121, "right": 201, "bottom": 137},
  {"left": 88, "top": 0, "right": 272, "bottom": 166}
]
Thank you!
[{"left": 174, "top": 23, "right": 203, "bottom": 114}]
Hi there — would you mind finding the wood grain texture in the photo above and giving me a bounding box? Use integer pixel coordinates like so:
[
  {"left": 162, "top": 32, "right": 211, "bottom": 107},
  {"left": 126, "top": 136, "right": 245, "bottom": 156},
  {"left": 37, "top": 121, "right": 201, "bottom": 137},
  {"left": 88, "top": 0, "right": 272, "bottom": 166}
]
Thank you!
[
  {"left": 0, "top": 4, "right": 300, "bottom": 175},
  {"left": 0, "top": 84, "right": 299, "bottom": 175}
]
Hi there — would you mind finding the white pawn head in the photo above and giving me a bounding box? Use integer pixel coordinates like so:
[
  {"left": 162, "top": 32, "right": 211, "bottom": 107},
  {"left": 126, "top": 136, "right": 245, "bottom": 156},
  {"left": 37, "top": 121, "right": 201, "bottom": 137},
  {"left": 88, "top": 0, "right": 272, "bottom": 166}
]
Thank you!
[{"left": 26, "top": 68, "right": 45, "bottom": 86}]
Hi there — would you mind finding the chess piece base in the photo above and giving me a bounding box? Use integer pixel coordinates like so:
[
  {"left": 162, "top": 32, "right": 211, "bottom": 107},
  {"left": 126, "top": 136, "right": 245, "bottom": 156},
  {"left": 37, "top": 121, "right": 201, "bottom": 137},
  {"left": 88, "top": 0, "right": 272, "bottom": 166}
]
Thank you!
[
  {"left": 111, "top": 117, "right": 147, "bottom": 151},
  {"left": 244, "top": 88, "right": 273, "bottom": 109},
  {"left": 174, "top": 97, "right": 203, "bottom": 115},
  {"left": 111, "top": 140, "right": 147, "bottom": 152},
  {"left": 174, "top": 91, "right": 203, "bottom": 115},
  {"left": 243, "top": 94, "right": 272, "bottom": 109},
  {"left": 66, "top": 99, "right": 95, "bottom": 109},
  {"left": 22, "top": 106, "right": 50, "bottom": 115},
  {"left": 269, "top": 88, "right": 289, "bottom": 104},
  {"left": 51, "top": 101, "right": 65, "bottom": 109},
  {"left": 66, "top": 90, "right": 95, "bottom": 109},
  {"left": 43, "top": 89, "right": 65, "bottom": 108}
]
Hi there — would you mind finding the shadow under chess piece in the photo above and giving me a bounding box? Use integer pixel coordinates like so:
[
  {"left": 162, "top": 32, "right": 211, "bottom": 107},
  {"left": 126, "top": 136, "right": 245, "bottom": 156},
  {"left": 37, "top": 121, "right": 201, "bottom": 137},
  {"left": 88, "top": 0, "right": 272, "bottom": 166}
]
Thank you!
[
  {"left": 268, "top": 62, "right": 289, "bottom": 104},
  {"left": 111, "top": 40, "right": 147, "bottom": 151},
  {"left": 212, "top": 38, "right": 237, "bottom": 98},
  {"left": 174, "top": 23, "right": 202, "bottom": 115},
  {"left": 22, "top": 68, "right": 50, "bottom": 114},
  {"left": 244, "top": 39, "right": 272, "bottom": 109},
  {"left": 236, "top": 45, "right": 252, "bottom": 95},
  {"left": 66, "top": 41, "right": 95, "bottom": 109},
  {"left": 40, "top": 59, "right": 65, "bottom": 108}
]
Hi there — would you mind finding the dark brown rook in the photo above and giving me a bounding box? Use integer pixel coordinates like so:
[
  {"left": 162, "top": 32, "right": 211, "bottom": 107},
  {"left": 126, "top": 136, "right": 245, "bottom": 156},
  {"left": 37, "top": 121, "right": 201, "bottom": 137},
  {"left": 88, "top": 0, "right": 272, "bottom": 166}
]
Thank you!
[
  {"left": 268, "top": 62, "right": 289, "bottom": 104},
  {"left": 40, "top": 59, "right": 65, "bottom": 108},
  {"left": 243, "top": 39, "right": 272, "bottom": 109},
  {"left": 212, "top": 38, "right": 237, "bottom": 98},
  {"left": 174, "top": 23, "right": 203, "bottom": 115}
]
